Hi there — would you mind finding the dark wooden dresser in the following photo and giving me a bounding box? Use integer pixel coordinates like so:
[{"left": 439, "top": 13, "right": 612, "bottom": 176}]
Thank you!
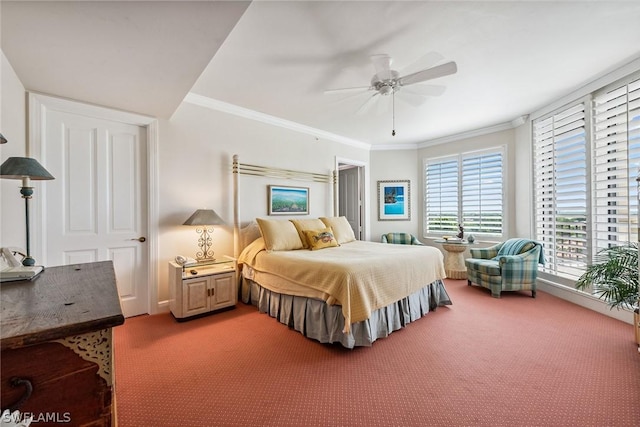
[{"left": 1, "top": 261, "right": 125, "bottom": 426}]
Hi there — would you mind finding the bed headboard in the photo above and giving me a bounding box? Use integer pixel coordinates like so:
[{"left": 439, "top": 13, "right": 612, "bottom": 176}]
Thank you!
[{"left": 232, "top": 154, "right": 337, "bottom": 257}]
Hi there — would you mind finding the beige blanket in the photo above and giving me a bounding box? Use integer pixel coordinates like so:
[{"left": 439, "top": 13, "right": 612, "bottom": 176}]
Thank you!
[{"left": 239, "top": 239, "right": 446, "bottom": 332}]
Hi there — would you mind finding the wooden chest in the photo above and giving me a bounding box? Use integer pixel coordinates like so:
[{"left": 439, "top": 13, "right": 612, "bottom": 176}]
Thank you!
[{"left": 1, "top": 261, "right": 124, "bottom": 426}]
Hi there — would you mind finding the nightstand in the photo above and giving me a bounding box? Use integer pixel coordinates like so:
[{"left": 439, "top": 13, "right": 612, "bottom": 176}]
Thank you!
[{"left": 169, "top": 256, "right": 238, "bottom": 321}]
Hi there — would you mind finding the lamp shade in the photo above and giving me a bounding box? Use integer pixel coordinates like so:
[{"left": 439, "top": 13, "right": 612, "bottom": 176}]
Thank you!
[
  {"left": 0, "top": 157, "right": 55, "bottom": 180},
  {"left": 0, "top": 133, "right": 7, "bottom": 144},
  {"left": 183, "top": 209, "right": 225, "bottom": 226}
]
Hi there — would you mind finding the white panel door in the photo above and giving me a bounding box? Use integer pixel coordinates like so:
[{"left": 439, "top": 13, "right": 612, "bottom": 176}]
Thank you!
[{"left": 44, "top": 110, "right": 148, "bottom": 317}]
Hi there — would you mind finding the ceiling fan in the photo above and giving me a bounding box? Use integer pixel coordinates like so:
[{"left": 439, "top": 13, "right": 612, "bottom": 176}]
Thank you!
[{"left": 325, "top": 53, "right": 457, "bottom": 136}]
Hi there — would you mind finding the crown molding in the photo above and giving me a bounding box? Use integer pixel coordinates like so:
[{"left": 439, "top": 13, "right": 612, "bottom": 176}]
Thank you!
[
  {"left": 184, "top": 92, "right": 531, "bottom": 153},
  {"left": 184, "top": 93, "right": 371, "bottom": 150},
  {"left": 417, "top": 116, "right": 528, "bottom": 149},
  {"left": 370, "top": 142, "right": 418, "bottom": 151}
]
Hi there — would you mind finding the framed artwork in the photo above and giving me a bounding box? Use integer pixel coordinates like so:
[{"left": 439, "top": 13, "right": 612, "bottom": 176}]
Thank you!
[
  {"left": 268, "top": 185, "right": 309, "bottom": 215},
  {"left": 377, "top": 180, "right": 410, "bottom": 221}
]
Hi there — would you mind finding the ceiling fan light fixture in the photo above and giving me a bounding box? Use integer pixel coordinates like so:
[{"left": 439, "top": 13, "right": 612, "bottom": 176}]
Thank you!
[
  {"left": 326, "top": 52, "right": 457, "bottom": 137},
  {"left": 379, "top": 85, "right": 394, "bottom": 96}
]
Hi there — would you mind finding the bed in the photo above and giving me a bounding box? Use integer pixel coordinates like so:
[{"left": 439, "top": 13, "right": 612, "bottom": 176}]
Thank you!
[
  {"left": 238, "top": 238, "right": 451, "bottom": 348},
  {"left": 235, "top": 215, "right": 451, "bottom": 348}
]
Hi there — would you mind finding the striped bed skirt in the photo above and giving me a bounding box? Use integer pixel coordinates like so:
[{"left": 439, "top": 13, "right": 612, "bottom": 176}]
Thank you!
[{"left": 241, "top": 277, "right": 452, "bottom": 349}]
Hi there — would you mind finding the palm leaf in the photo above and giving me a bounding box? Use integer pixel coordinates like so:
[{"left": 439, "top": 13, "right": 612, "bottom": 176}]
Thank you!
[{"left": 576, "top": 243, "right": 639, "bottom": 309}]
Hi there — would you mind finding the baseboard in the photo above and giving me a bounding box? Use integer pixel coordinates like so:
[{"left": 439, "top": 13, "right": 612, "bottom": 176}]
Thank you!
[
  {"left": 155, "top": 300, "right": 171, "bottom": 314},
  {"left": 537, "top": 279, "right": 633, "bottom": 325}
]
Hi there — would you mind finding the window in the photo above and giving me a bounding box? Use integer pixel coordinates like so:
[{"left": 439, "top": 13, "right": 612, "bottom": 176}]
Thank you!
[
  {"left": 533, "top": 103, "right": 588, "bottom": 279},
  {"left": 424, "top": 158, "right": 459, "bottom": 234},
  {"left": 425, "top": 149, "right": 504, "bottom": 236},
  {"left": 592, "top": 77, "right": 640, "bottom": 249},
  {"left": 462, "top": 151, "right": 503, "bottom": 234},
  {"left": 533, "top": 73, "right": 640, "bottom": 282}
]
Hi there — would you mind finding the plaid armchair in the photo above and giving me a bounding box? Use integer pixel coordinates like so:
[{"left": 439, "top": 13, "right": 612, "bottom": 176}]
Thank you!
[
  {"left": 465, "top": 238, "right": 544, "bottom": 298},
  {"left": 381, "top": 233, "right": 424, "bottom": 245}
]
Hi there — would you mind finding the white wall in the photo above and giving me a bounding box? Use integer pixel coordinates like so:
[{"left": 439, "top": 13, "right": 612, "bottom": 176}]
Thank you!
[
  {"left": 156, "top": 101, "right": 369, "bottom": 303},
  {"left": 369, "top": 149, "right": 420, "bottom": 242},
  {"left": 0, "top": 50, "right": 27, "bottom": 250},
  {"left": 513, "top": 119, "right": 533, "bottom": 237}
]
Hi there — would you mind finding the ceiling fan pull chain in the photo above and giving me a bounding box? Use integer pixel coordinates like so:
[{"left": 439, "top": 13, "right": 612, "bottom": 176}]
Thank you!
[{"left": 391, "top": 90, "right": 396, "bottom": 137}]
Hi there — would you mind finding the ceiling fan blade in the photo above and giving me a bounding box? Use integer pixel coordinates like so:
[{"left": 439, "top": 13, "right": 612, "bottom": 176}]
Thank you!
[
  {"left": 402, "top": 84, "right": 446, "bottom": 97},
  {"left": 396, "top": 90, "right": 428, "bottom": 107},
  {"left": 370, "top": 54, "right": 393, "bottom": 80},
  {"left": 324, "top": 86, "right": 371, "bottom": 95},
  {"left": 356, "top": 93, "right": 379, "bottom": 116},
  {"left": 375, "top": 94, "right": 391, "bottom": 116},
  {"left": 326, "top": 89, "right": 372, "bottom": 108},
  {"left": 399, "top": 61, "right": 457, "bottom": 86},
  {"left": 399, "top": 52, "right": 444, "bottom": 77}
]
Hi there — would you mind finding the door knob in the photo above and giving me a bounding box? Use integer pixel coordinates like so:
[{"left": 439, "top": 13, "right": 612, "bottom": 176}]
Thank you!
[{"left": 131, "top": 237, "right": 146, "bottom": 243}]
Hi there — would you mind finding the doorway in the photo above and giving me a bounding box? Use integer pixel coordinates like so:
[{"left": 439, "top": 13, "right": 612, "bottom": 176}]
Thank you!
[
  {"left": 28, "top": 93, "right": 158, "bottom": 317},
  {"left": 336, "top": 159, "right": 366, "bottom": 240}
]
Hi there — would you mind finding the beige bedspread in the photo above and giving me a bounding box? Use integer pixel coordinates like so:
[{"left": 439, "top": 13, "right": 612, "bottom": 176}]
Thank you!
[{"left": 238, "top": 239, "right": 446, "bottom": 331}]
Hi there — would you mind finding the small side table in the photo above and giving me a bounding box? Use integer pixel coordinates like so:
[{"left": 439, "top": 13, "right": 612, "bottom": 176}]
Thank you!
[
  {"left": 169, "top": 256, "right": 238, "bottom": 321},
  {"left": 435, "top": 240, "right": 471, "bottom": 280}
]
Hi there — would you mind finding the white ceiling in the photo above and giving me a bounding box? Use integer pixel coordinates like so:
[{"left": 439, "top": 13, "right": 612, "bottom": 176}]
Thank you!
[
  {"left": 3, "top": 1, "right": 640, "bottom": 147},
  {"left": 1, "top": 1, "right": 251, "bottom": 118}
]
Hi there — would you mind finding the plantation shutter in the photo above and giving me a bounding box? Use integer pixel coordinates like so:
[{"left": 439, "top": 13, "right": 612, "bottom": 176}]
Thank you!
[
  {"left": 533, "top": 103, "right": 588, "bottom": 278},
  {"left": 425, "top": 158, "right": 459, "bottom": 233},
  {"left": 592, "top": 77, "right": 640, "bottom": 250},
  {"left": 461, "top": 150, "right": 503, "bottom": 234}
]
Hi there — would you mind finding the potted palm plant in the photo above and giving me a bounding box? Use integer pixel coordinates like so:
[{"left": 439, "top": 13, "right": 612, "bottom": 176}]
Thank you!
[{"left": 575, "top": 243, "right": 639, "bottom": 350}]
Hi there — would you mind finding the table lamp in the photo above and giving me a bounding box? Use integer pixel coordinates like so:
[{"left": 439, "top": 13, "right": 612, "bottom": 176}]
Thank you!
[
  {"left": 0, "top": 156, "right": 55, "bottom": 266},
  {"left": 183, "top": 209, "right": 225, "bottom": 261}
]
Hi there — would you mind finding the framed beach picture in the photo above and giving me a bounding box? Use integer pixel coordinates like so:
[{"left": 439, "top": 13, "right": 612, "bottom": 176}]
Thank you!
[
  {"left": 268, "top": 185, "right": 309, "bottom": 215},
  {"left": 377, "top": 180, "right": 410, "bottom": 221}
]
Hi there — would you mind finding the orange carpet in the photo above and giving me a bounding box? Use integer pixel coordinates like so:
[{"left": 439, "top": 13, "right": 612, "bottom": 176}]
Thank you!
[{"left": 114, "top": 280, "right": 640, "bottom": 426}]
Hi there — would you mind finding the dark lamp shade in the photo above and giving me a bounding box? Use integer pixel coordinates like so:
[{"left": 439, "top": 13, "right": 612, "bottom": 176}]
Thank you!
[
  {"left": 0, "top": 157, "right": 55, "bottom": 180},
  {"left": 183, "top": 209, "right": 225, "bottom": 226}
]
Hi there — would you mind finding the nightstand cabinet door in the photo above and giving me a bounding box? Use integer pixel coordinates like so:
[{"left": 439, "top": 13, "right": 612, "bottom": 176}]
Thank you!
[
  {"left": 211, "top": 272, "right": 235, "bottom": 310},
  {"left": 183, "top": 277, "right": 210, "bottom": 317}
]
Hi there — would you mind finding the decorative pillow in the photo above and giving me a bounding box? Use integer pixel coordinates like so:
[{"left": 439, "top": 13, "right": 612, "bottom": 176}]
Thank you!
[
  {"left": 319, "top": 216, "right": 356, "bottom": 244},
  {"left": 290, "top": 218, "right": 326, "bottom": 249},
  {"left": 256, "top": 218, "right": 304, "bottom": 251},
  {"left": 303, "top": 227, "right": 339, "bottom": 251}
]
